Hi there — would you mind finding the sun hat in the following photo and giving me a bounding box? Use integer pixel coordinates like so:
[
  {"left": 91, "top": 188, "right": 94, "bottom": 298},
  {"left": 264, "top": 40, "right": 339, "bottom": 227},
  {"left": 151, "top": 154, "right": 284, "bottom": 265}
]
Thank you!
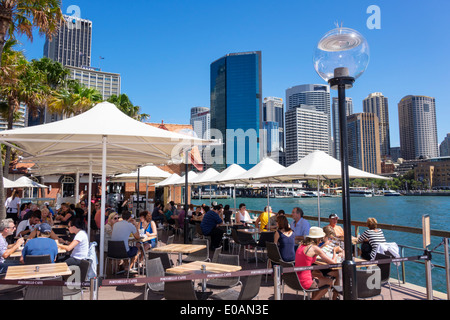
[{"left": 306, "top": 226, "right": 326, "bottom": 239}]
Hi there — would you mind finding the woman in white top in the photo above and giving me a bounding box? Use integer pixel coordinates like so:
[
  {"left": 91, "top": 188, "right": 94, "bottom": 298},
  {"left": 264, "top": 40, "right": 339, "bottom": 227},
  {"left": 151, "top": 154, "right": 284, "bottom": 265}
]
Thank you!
[
  {"left": 235, "top": 203, "right": 251, "bottom": 225},
  {"left": 5, "top": 190, "right": 20, "bottom": 223},
  {"left": 57, "top": 218, "right": 89, "bottom": 266}
]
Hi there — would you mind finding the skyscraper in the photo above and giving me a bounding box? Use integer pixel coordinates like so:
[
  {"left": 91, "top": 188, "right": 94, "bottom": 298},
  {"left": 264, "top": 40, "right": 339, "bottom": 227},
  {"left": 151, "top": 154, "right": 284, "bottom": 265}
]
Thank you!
[
  {"left": 285, "top": 105, "right": 329, "bottom": 166},
  {"left": 439, "top": 133, "right": 450, "bottom": 157},
  {"left": 363, "top": 92, "right": 390, "bottom": 158},
  {"left": 190, "top": 107, "right": 210, "bottom": 140},
  {"left": 210, "top": 51, "right": 262, "bottom": 170},
  {"left": 44, "top": 14, "right": 92, "bottom": 68},
  {"left": 398, "top": 95, "right": 439, "bottom": 160},
  {"left": 332, "top": 97, "right": 353, "bottom": 160},
  {"left": 285, "top": 84, "right": 331, "bottom": 154},
  {"left": 263, "top": 97, "right": 285, "bottom": 165},
  {"left": 347, "top": 113, "right": 381, "bottom": 174}
]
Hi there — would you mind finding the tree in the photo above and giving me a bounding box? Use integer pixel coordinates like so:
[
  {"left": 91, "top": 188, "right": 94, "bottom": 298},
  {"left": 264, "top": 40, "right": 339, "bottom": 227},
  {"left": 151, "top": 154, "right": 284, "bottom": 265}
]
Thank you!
[{"left": 107, "top": 93, "right": 149, "bottom": 121}]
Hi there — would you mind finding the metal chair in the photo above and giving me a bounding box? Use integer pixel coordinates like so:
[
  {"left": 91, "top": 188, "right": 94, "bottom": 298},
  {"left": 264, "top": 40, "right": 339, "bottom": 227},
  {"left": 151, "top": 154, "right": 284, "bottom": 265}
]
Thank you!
[
  {"left": 0, "top": 274, "right": 25, "bottom": 300},
  {"left": 209, "top": 274, "right": 262, "bottom": 300},
  {"left": 181, "top": 238, "right": 210, "bottom": 263},
  {"left": 63, "top": 259, "right": 91, "bottom": 300},
  {"left": 104, "top": 241, "right": 136, "bottom": 278},
  {"left": 265, "top": 241, "right": 282, "bottom": 282},
  {"left": 231, "top": 228, "right": 257, "bottom": 258},
  {"left": 332, "top": 266, "right": 383, "bottom": 300},
  {"left": 147, "top": 251, "right": 173, "bottom": 270},
  {"left": 206, "top": 254, "right": 241, "bottom": 289},
  {"left": 24, "top": 254, "right": 52, "bottom": 265},
  {"left": 164, "top": 280, "right": 198, "bottom": 300},
  {"left": 211, "top": 246, "right": 223, "bottom": 263},
  {"left": 144, "top": 257, "right": 165, "bottom": 299},
  {"left": 375, "top": 252, "right": 393, "bottom": 300},
  {"left": 24, "top": 276, "right": 63, "bottom": 300},
  {"left": 278, "top": 260, "right": 331, "bottom": 300},
  {"left": 254, "top": 231, "right": 275, "bottom": 264}
]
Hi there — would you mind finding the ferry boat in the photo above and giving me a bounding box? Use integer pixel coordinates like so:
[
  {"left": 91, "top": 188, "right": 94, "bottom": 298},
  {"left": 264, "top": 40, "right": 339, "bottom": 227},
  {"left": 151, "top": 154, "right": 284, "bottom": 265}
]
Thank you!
[
  {"left": 349, "top": 188, "right": 374, "bottom": 197},
  {"left": 384, "top": 189, "right": 401, "bottom": 196}
]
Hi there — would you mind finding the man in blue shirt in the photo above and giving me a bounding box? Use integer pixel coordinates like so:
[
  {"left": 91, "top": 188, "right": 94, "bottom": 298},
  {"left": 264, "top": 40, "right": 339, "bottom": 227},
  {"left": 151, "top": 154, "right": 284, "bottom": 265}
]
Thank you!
[
  {"left": 200, "top": 205, "right": 223, "bottom": 250},
  {"left": 20, "top": 223, "right": 58, "bottom": 263},
  {"left": 290, "top": 207, "right": 311, "bottom": 244}
]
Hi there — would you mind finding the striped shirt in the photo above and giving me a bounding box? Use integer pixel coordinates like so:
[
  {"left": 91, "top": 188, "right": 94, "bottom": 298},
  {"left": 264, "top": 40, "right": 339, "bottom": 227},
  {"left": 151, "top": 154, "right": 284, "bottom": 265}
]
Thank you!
[{"left": 358, "top": 229, "right": 386, "bottom": 260}]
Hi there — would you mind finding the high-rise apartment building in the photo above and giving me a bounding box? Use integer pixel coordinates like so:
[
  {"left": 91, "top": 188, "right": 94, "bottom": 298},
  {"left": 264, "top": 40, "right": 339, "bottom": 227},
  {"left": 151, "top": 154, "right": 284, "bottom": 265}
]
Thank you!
[
  {"left": 0, "top": 105, "right": 26, "bottom": 131},
  {"left": 285, "top": 84, "right": 331, "bottom": 154},
  {"left": 190, "top": 107, "right": 210, "bottom": 140},
  {"left": 347, "top": 113, "right": 381, "bottom": 174},
  {"left": 398, "top": 95, "right": 439, "bottom": 160},
  {"left": 332, "top": 97, "right": 353, "bottom": 160},
  {"left": 439, "top": 133, "right": 450, "bottom": 157},
  {"left": 363, "top": 92, "right": 390, "bottom": 158},
  {"left": 44, "top": 15, "right": 92, "bottom": 68},
  {"left": 263, "top": 97, "right": 285, "bottom": 165},
  {"left": 210, "top": 51, "right": 262, "bottom": 170},
  {"left": 285, "top": 105, "right": 329, "bottom": 166}
]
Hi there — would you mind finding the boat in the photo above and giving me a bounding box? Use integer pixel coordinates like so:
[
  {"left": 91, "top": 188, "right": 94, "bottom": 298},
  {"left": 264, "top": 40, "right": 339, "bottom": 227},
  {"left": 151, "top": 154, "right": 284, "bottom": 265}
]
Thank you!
[
  {"left": 302, "top": 191, "right": 317, "bottom": 197},
  {"left": 349, "top": 188, "right": 374, "bottom": 197},
  {"left": 384, "top": 189, "right": 401, "bottom": 196}
]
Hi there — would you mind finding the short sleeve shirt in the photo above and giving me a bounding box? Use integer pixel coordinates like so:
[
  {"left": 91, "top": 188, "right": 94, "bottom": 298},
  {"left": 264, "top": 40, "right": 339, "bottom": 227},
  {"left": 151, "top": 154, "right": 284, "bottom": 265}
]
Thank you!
[
  {"left": 290, "top": 218, "right": 311, "bottom": 238},
  {"left": 111, "top": 220, "right": 138, "bottom": 252},
  {"left": 0, "top": 235, "right": 8, "bottom": 263},
  {"left": 71, "top": 230, "right": 89, "bottom": 260}
]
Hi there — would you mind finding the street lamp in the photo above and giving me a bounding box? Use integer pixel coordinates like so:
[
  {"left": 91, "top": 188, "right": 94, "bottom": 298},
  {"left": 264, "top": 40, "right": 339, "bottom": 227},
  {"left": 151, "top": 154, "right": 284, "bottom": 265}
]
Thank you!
[{"left": 313, "top": 27, "right": 370, "bottom": 300}]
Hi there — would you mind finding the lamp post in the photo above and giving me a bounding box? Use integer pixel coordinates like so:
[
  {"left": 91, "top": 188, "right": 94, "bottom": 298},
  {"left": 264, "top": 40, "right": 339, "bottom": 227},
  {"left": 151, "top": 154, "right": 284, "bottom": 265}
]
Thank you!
[{"left": 313, "top": 26, "right": 369, "bottom": 300}]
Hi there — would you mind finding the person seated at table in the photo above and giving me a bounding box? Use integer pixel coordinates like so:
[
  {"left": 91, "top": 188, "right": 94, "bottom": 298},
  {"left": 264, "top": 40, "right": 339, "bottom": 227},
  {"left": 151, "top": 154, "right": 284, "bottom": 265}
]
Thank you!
[
  {"left": 19, "top": 202, "right": 31, "bottom": 222},
  {"left": 57, "top": 217, "right": 89, "bottom": 266},
  {"left": 20, "top": 223, "right": 58, "bottom": 264},
  {"left": 40, "top": 207, "right": 54, "bottom": 226},
  {"left": 55, "top": 203, "right": 73, "bottom": 225},
  {"left": 290, "top": 207, "right": 311, "bottom": 245},
  {"left": 104, "top": 212, "right": 119, "bottom": 254},
  {"left": 273, "top": 215, "right": 295, "bottom": 262},
  {"left": 325, "top": 213, "right": 345, "bottom": 240},
  {"left": 111, "top": 210, "right": 140, "bottom": 273},
  {"left": 163, "top": 203, "right": 176, "bottom": 226},
  {"left": 0, "top": 219, "right": 24, "bottom": 273},
  {"left": 144, "top": 211, "right": 157, "bottom": 249},
  {"left": 151, "top": 202, "right": 165, "bottom": 226},
  {"left": 223, "top": 205, "right": 233, "bottom": 224},
  {"left": 16, "top": 211, "right": 41, "bottom": 238},
  {"left": 357, "top": 217, "right": 387, "bottom": 260},
  {"left": 235, "top": 203, "right": 251, "bottom": 227},
  {"left": 268, "top": 210, "right": 285, "bottom": 231},
  {"left": 255, "top": 206, "right": 273, "bottom": 231},
  {"left": 295, "top": 227, "right": 341, "bottom": 300},
  {"left": 200, "top": 205, "right": 224, "bottom": 250}
]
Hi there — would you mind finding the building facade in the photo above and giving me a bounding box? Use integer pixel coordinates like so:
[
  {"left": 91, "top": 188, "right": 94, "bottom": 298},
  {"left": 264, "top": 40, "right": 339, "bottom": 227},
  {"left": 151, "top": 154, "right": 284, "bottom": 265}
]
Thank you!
[
  {"left": 363, "top": 92, "right": 390, "bottom": 158},
  {"left": 190, "top": 106, "right": 210, "bottom": 140},
  {"left": 398, "top": 95, "right": 439, "bottom": 160},
  {"left": 347, "top": 113, "right": 381, "bottom": 174},
  {"left": 263, "top": 97, "right": 285, "bottom": 165},
  {"left": 285, "top": 105, "right": 329, "bottom": 166},
  {"left": 415, "top": 157, "right": 450, "bottom": 188},
  {"left": 43, "top": 14, "right": 92, "bottom": 68},
  {"left": 439, "top": 133, "right": 450, "bottom": 157},
  {"left": 332, "top": 96, "right": 353, "bottom": 160},
  {"left": 285, "top": 84, "right": 331, "bottom": 154},
  {"left": 210, "top": 51, "right": 262, "bottom": 170}
]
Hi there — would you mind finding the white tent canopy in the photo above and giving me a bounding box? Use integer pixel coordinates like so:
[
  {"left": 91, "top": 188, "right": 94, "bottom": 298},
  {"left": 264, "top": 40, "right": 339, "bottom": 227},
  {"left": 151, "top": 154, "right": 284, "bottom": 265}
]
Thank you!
[
  {"left": 201, "top": 164, "right": 247, "bottom": 185},
  {"left": 155, "top": 173, "right": 182, "bottom": 187},
  {"left": 110, "top": 165, "right": 171, "bottom": 184},
  {"left": 13, "top": 176, "right": 48, "bottom": 188},
  {"left": 3, "top": 177, "right": 18, "bottom": 189},
  {"left": 171, "top": 171, "right": 198, "bottom": 186},
  {"left": 188, "top": 168, "right": 220, "bottom": 185},
  {"left": 234, "top": 158, "right": 286, "bottom": 183},
  {"left": 0, "top": 102, "right": 215, "bottom": 277}
]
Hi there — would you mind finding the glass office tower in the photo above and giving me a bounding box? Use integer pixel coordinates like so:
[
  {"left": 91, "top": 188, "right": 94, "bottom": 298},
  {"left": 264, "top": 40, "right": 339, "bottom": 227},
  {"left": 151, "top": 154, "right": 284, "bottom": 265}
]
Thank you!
[{"left": 210, "top": 51, "right": 262, "bottom": 170}]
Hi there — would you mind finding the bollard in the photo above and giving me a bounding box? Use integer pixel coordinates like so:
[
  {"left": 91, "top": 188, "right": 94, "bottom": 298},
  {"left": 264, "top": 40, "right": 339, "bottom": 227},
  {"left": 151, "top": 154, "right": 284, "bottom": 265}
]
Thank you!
[
  {"left": 90, "top": 277, "right": 99, "bottom": 300},
  {"left": 273, "top": 265, "right": 281, "bottom": 300}
]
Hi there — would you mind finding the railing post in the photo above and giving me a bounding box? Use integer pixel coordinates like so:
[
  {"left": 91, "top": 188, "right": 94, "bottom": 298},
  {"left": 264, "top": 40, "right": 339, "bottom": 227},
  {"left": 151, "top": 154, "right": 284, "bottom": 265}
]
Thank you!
[
  {"left": 90, "top": 277, "right": 99, "bottom": 300},
  {"left": 273, "top": 265, "right": 282, "bottom": 300},
  {"left": 444, "top": 238, "right": 450, "bottom": 300}
]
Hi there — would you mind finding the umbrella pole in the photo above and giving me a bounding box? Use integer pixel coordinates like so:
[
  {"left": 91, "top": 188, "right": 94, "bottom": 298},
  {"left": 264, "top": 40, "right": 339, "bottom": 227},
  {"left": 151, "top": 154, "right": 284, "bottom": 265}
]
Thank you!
[
  {"left": 136, "top": 167, "right": 140, "bottom": 217},
  {"left": 87, "top": 162, "right": 92, "bottom": 241},
  {"left": 99, "top": 136, "right": 107, "bottom": 277},
  {"left": 75, "top": 170, "right": 80, "bottom": 204},
  {"left": 234, "top": 183, "right": 236, "bottom": 212},
  {"left": 184, "top": 150, "right": 189, "bottom": 244},
  {"left": 317, "top": 176, "right": 321, "bottom": 227},
  {"left": 145, "top": 178, "right": 149, "bottom": 211}
]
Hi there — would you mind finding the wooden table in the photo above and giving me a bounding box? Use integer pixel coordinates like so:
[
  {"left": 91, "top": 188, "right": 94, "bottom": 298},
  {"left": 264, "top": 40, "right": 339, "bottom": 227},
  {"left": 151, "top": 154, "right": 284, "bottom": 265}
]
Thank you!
[
  {"left": 10, "top": 246, "right": 66, "bottom": 259},
  {"left": 5, "top": 262, "right": 72, "bottom": 280},
  {"left": 151, "top": 244, "right": 206, "bottom": 265}
]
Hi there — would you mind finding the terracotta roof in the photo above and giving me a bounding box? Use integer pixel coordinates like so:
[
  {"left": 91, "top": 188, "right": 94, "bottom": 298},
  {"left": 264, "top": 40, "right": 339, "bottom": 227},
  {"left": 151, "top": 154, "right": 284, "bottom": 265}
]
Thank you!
[
  {"left": 9, "top": 160, "right": 35, "bottom": 175},
  {"left": 146, "top": 121, "right": 193, "bottom": 133}
]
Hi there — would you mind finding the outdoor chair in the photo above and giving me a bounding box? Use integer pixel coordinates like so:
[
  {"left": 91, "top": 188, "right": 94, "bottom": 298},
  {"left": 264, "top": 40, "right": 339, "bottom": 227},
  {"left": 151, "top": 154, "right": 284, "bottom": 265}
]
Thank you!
[
  {"left": 209, "top": 274, "right": 262, "bottom": 300},
  {"left": 181, "top": 238, "right": 210, "bottom": 263},
  {"left": 254, "top": 231, "right": 275, "bottom": 263},
  {"left": 375, "top": 252, "right": 394, "bottom": 300},
  {"left": 164, "top": 280, "right": 199, "bottom": 300},
  {"left": 211, "top": 246, "right": 222, "bottom": 263},
  {"left": 144, "top": 258, "right": 165, "bottom": 299},
  {"left": 24, "top": 254, "right": 52, "bottom": 265},
  {"left": 24, "top": 276, "right": 63, "bottom": 300},
  {"left": 205, "top": 253, "right": 241, "bottom": 289},
  {"left": 62, "top": 259, "right": 91, "bottom": 300},
  {"left": 104, "top": 241, "right": 137, "bottom": 278},
  {"left": 278, "top": 260, "right": 331, "bottom": 300},
  {"left": 333, "top": 266, "right": 383, "bottom": 300},
  {"left": 265, "top": 241, "right": 291, "bottom": 282},
  {"left": 147, "top": 251, "right": 173, "bottom": 270},
  {"left": 0, "top": 274, "right": 25, "bottom": 300},
  {"left": 231, "top": 228, "right": 257, "bottom": 258}
]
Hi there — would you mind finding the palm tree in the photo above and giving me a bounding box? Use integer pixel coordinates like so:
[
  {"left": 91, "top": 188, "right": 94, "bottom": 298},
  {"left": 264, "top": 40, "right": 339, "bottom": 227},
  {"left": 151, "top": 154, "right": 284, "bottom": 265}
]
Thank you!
[
  {"left": 107, "top": 93, "right": 149, "bottom": 121},
  {"left": 0, "top": 0, "right": 63, "bottom": 58}
]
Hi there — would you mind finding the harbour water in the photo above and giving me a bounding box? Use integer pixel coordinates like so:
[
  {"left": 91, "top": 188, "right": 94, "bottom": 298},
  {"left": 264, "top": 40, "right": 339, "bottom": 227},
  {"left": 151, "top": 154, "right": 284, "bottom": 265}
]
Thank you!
[{"left": 192, "top": 195, "right": 450, "bottom": 294}]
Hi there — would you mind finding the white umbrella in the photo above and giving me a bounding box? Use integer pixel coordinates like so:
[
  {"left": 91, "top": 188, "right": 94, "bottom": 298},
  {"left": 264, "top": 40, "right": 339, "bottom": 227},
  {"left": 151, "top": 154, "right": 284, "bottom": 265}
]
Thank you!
[
  {"left": 171, "top": 171, "right": 198, "bottom": 186},
  {"left": 187, "top": 168, "right": 220, "bottom": 203},
  {"left": 110, "top": 165, "right": 170, "bottom": 184},
  {"left": 155, "top": 173, "right": 181, "bottom": 187},
  {"left": 0, "top": 101, "right": 215, "bottom": 276},
  {"left": 13, "top": 176, "right": 48, "bottom": 188},
  {"left": 3, "top": 177, "right": 18, "bottom": 189},
  {"left": 259, "top": 150, "right": 390, "bottom": 226}
]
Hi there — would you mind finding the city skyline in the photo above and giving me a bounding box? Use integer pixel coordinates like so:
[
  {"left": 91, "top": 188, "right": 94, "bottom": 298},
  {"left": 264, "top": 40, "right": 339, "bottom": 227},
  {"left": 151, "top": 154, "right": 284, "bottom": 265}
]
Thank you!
[{"left": 15, "top": 0, "right": 450, "bottom": 148}]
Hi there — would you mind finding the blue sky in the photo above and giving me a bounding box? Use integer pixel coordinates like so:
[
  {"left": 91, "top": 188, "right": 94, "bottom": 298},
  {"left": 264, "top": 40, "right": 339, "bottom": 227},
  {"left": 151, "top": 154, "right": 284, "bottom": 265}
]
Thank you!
[{"left": 16, "top": 0, "right": 450, "bottom": 147}]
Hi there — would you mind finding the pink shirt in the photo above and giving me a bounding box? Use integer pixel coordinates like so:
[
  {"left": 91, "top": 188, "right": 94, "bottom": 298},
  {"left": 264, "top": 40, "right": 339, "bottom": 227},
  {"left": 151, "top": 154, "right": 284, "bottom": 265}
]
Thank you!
[{"left": 295, "top": 245, "right": 316, "bottom": 289}]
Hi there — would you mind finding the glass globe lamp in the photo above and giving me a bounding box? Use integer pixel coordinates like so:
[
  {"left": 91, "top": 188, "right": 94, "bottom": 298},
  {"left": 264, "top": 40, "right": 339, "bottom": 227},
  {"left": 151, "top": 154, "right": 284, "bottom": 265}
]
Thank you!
[{"left": 313, "top": 27, "right": 369, "bottom": 83}]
